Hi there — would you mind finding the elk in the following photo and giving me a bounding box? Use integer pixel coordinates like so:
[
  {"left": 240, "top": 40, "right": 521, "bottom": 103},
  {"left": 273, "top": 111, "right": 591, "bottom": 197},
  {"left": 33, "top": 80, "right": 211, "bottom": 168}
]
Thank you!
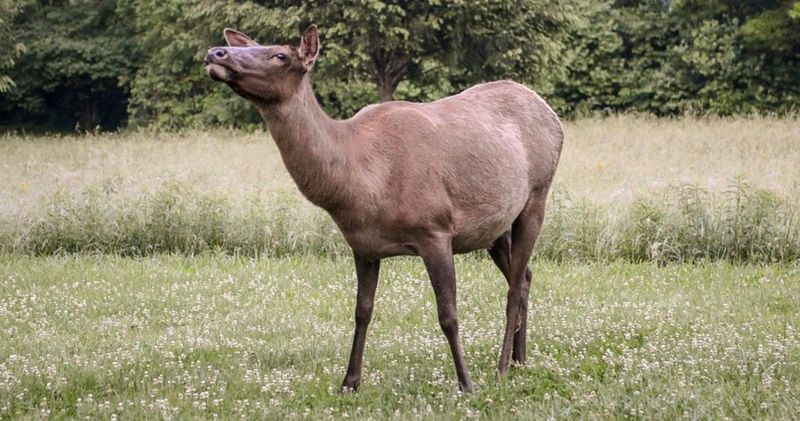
[{"left": 204, "top": 25, "right": 563, "bottom": 393}]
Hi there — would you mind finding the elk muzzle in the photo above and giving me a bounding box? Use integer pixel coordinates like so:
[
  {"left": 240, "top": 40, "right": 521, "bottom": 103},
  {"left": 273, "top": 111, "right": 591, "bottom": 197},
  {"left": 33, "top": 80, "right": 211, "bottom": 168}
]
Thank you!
[{"left": 205, "top": 47, "right": 235, "bottom": 82}]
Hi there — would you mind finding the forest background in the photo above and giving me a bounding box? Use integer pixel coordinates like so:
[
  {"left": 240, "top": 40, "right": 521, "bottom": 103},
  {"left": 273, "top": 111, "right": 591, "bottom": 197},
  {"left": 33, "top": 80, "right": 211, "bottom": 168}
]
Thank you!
[{"left": 1, "top": 0, "right": 799, "bottom": 131}]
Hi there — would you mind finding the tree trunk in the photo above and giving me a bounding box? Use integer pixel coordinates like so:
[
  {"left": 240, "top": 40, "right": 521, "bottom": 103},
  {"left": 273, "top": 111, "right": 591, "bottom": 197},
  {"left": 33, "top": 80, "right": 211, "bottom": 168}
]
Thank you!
[
  {"left": 371, "top": 50, "right": 410, "bottom": 103},
  {"left": 378, "top": 79, "right": 394, "bottom": 102}
]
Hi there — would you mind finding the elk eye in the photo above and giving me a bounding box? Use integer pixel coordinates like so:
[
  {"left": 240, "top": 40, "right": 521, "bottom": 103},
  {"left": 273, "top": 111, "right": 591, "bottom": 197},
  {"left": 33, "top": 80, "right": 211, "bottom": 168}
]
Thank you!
[{"left": 274, "top": 53, "right": 288, "bottom": 61}]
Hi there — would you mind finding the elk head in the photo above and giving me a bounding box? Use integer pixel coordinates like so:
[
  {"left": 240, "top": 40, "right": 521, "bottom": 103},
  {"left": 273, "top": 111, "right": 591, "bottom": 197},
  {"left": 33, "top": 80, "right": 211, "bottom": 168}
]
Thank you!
[{"left": 204, "top": 25, "right": 320, "bottom": 104}]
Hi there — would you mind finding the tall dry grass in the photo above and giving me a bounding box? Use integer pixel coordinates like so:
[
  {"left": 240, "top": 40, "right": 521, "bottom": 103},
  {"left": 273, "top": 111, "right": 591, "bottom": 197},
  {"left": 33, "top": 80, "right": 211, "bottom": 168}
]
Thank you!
[
  {"left": 1, "top": 115, "right": 798, "bottom": 261},
  {"left": 560, "top": 115, "right": 800, "bottom": 204}
]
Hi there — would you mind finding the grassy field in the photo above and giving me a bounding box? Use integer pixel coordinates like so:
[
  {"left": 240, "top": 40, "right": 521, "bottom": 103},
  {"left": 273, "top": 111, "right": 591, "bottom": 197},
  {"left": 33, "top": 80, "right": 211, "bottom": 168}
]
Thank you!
[
  {"left": 1, "top": 116, "right": 798, "bottom": 261},
  {"left": 3, "top": 115, "right": 799, "bottom": 208},
  {"left": 1, "top": 255, "right": 798, "bottom": 419},
  {"left": 0, "top": 116, "right": 799, "bottom": 418}
]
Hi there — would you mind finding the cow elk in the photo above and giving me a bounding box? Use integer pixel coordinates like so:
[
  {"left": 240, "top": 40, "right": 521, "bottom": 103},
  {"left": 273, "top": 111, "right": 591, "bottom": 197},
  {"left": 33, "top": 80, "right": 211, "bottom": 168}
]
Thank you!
[{"left": 204, "top": 25, "right": 564, "bottom": 393}]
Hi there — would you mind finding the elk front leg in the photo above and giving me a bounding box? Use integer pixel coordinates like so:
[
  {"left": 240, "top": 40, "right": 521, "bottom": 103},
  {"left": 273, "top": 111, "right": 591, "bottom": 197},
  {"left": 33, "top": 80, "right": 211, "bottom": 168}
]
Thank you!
[
  {"left": 341, "top": 254, "right": 380, "bottom": 392},
  {"left": 420, "top": 237, "right": 474, "bottom": 393}
]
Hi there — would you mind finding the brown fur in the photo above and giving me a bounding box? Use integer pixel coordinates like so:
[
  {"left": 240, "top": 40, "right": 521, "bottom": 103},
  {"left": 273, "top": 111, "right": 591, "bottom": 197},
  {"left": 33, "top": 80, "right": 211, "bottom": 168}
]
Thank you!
[{"left": 205, "top": 25, "right": 564, "bottom": 393}]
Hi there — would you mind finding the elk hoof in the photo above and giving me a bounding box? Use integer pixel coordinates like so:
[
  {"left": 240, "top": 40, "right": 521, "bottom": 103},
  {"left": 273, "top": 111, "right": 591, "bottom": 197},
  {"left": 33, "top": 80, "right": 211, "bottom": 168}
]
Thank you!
[{"left": 339, "top": 384, "right": 358, "bottom": 394}]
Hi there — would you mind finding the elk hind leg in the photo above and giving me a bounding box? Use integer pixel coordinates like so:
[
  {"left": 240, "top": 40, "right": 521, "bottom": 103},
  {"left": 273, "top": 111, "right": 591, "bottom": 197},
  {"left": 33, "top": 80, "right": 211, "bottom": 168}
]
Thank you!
[
  {"left": 496, "top": 189, "right": 547, "bottom": 374},
  {"left": 488, "top": 233, "right": 533, "bottom": 365}
]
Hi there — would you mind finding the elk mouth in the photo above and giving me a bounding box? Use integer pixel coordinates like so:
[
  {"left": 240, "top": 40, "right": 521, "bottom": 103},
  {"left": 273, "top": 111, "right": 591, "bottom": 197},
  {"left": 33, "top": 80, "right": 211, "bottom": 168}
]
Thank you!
[{"left": 205, "top": 63, "right": 236, "bottom": 83}]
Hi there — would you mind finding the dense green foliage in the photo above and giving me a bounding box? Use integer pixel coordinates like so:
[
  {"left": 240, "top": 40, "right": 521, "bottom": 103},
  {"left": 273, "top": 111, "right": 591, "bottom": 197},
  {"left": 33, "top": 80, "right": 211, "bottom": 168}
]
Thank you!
[
  {"left": 555, "top": 0, "right": 800, "bottom": 116},
  {"left": 0, "top": 0, "right": 25, "bottom": 93},
  {"left": 120, "top": 0, "right": 583, "bottom": 126},
  {"left": 0, "top": 0, "right": 798, "bottom": 130},
  {"left": 0, "top": 0, "right": 136, "bottom": 130}
]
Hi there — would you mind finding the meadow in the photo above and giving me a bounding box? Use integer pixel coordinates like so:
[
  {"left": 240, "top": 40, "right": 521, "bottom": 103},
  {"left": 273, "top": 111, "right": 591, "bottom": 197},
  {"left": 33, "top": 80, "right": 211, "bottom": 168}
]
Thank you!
[
  {"left": 1, "top": 256, "right": 798, "bottom": 419},
  {"left": 0, "top": 116, "right": 799, "bottom": 418},
  {"left": 1, "top": 115, "right": 799, "bottom": 262}
]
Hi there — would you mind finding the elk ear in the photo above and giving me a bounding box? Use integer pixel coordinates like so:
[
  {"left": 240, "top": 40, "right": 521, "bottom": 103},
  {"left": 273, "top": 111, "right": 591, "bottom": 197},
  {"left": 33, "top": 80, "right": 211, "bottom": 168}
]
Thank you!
[
  {"left": 298, "top": 24, "right": 319, "bottom": 70},
  {"left": 224, "top": 28, "right": 259, "bottom": 47}
]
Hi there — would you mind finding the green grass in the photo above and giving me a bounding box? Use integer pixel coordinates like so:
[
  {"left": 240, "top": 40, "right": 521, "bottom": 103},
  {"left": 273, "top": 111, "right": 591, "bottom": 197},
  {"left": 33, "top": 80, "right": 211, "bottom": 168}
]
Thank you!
[
  {"left": 1, "top": 117, "right": 798, "bottom": 417},
  {"left": 1, "top": 255, "right": 798, "bottom": 419},
  {"left": 0, "top": 176, "right": 796, "bottom": 262}
]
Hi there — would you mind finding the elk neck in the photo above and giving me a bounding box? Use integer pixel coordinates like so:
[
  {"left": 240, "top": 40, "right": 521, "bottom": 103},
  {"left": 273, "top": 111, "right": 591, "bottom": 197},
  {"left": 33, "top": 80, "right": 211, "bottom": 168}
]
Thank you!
[{"left": 257, "top": 76, "right": 355, "bottom": 211}]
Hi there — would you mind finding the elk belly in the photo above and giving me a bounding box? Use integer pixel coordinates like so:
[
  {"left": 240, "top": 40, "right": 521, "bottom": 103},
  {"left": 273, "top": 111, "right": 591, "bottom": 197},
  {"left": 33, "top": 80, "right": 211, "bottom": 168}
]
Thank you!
[{"left": 451, "top": 192, "right": 528, "bottom": 253}]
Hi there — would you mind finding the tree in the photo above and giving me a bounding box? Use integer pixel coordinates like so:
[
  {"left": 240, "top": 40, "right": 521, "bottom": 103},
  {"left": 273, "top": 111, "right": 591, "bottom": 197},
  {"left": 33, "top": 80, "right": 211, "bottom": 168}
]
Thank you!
[
  {"left": 669, "top": 0, "right": 800, "bottom": 114},
  {"left": 122, "top": 0, "right": 584, "bottom": 124},
  {"left": 0, "top": 0, "right": 137, "bottom": 130},
  {"left": 0, "top": 0, "right": 26, "bottom": 93},
  {"left": 442, "top": 1, "right": 581, "bottom": 94},
  {"left": 305, "top": 1, "right": 441, "bottom": 102},
  {"left": 308, "top": 0, "right": 581, "bottom": 103},
  {"left": 121, "top": 0, "right": 300, "bottom": 128},
  {"left": 553, "top": 1, "right": 626, "bottom": 115},
  {"left": 3, "top": 0, "right": 799, "bottom": 131},
  {"left": 737, "top": 1, "right": 800, "bottom": 111},
  {"left": 554, "top": 0, "right": 800, "bottom": 116}
]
